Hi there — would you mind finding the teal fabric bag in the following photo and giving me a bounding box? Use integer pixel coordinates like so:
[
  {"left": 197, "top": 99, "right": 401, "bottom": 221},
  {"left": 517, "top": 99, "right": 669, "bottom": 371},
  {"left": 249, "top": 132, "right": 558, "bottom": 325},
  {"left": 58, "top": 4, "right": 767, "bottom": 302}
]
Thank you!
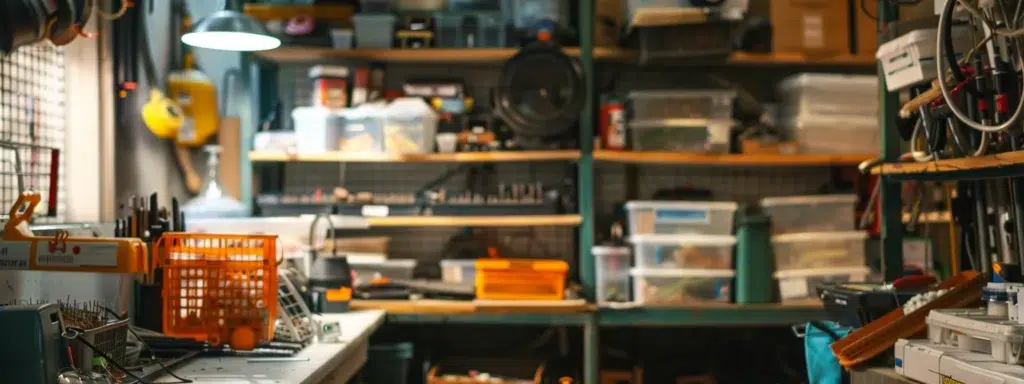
[{"left": 803, "top": 321, "right": 851, "bottom": 384}]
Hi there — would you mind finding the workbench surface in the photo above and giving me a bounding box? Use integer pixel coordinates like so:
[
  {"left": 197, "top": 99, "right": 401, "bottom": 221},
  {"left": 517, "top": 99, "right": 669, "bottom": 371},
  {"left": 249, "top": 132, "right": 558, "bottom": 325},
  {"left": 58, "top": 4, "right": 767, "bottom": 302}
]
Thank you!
[
  {"left": 153, "top": 310, "right": 386, "bottom": 384},
  {"left": 851, "top": 367, "right": 921, "bottom": 384}
]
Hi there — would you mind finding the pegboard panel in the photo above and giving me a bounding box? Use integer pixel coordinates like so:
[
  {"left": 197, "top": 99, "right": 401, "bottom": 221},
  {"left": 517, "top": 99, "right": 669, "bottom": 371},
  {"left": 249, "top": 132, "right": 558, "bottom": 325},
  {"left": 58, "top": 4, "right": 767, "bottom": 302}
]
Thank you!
[{"left": 0, "top": 46, "right": 67, "bottom": 222}]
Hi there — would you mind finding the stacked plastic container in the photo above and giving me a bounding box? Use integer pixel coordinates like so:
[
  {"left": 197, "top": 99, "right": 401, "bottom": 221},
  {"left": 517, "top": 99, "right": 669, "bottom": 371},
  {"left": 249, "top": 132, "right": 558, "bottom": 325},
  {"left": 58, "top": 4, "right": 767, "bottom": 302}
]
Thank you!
[
  {"left": 626, "top": 90, "right": 735, "bottom": 153},
  {"left": 776, "top": 74, "right": 879, "bottom": 155},
  {"left": 623, "top": 201, "right": 739, "bottom": 305},
  {"left": 761, "top": 195, "right": 870, "bottom": 303}
]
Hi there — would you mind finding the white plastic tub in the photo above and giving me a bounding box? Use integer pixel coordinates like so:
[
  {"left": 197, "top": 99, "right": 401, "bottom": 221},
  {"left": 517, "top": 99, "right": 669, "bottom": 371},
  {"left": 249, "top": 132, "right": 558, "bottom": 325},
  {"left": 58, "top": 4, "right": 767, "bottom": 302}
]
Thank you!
[
  {"left": 384, "top": 97, "right": 439, "bottom": 154},
  {"left": 631, "top": 268, "right": 734, "bottom": 305},
  {"left": 774, "top": 266, "right": 869, "bottom": 302},
  {"left": 876, "top": 27, "right": 974, "bottom": 92},
  {"left": 625, "top": 200, "right": 738, "bottom": 236},
  {"left": 594, "top": 246, "right": 632, "bottom": 303},
  {"left": 630, "top": 234, "right": 734, "bottom": 270},
  {"left": 292, "top": 107, "right": 345, "bottom": 154},
  {"left": 760, "top": 194, "right": 857, "bottom": 234},
  {"left": 627, "top": 90, "right": 735, "bottom": 121},
  {"left": 349, "top": 259, "right": 417, "bottom": 286},
  {"left": 440, "top": 259, "right": 476, "bottom": 284},
  {"left": 395, "top": 0, "right": 444, "bottom": 10},
  {"left": 777, "top": 73, "right": 879, "bottom": 118},
  {"left": 628, "top": 119, "right": 731, "bottom": 153},
  {"left": 772, "top": 231, "right": 868, "bottom": 271},
  {"left": 783, "top": 113, "right": 879, "bottom": 154}
]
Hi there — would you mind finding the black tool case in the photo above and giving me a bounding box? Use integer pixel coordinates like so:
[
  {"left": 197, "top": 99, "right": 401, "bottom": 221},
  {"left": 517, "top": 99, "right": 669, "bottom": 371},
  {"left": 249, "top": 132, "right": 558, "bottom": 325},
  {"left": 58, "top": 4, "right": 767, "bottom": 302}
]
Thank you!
[{"left": 817, "top": 283, "right": 920, "bottom": 328}]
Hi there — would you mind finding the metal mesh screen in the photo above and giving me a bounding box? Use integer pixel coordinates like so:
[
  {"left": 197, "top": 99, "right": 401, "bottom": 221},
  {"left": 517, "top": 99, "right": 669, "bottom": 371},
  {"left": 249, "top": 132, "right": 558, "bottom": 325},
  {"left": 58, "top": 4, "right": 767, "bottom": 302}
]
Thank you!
[{"left": 0, "top": 45, "right": 67, "bottom": 222}]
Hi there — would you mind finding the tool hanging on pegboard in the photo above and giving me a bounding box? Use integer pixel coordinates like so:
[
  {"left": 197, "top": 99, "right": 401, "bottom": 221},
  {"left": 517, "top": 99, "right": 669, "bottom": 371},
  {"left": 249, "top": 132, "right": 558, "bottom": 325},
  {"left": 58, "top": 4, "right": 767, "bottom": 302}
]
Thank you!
[{"left": 0, "top": 142, "right": 60, "bottom": 219}]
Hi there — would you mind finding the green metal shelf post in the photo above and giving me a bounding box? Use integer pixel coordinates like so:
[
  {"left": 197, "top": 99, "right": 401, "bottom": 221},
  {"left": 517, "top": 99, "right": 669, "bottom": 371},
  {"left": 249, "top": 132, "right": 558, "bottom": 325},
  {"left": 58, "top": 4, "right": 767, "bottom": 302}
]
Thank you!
[
  {"left": 578, "top": 0, "right": 598, "bottom": 382},
  {"left": 878, "top": 2, "right": 904, "bottom": 281}
]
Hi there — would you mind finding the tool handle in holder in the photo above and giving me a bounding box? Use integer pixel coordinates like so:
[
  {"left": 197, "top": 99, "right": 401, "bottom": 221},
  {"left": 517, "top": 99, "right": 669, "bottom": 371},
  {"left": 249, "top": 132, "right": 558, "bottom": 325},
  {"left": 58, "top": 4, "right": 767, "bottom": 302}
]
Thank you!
[{"left": 4, "top": 192, "right": 41, "bottom": 233}]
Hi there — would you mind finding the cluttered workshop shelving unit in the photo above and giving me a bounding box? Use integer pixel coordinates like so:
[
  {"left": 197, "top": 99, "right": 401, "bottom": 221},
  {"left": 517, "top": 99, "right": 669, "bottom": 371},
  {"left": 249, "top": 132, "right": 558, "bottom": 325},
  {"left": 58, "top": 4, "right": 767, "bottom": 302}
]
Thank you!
[{"left": 236, "top": 0, "right": 895, "bottom": 381}]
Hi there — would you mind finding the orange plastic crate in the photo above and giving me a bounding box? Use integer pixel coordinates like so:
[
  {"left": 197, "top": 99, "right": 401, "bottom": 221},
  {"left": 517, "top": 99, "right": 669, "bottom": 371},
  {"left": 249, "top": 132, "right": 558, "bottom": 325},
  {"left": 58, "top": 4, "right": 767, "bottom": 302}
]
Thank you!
[
  {"left": 158, "top": 233, "right": 278, "bottom": 350},
  {"left": 475, "top": 259, "right": 568, "bottom": 300}
]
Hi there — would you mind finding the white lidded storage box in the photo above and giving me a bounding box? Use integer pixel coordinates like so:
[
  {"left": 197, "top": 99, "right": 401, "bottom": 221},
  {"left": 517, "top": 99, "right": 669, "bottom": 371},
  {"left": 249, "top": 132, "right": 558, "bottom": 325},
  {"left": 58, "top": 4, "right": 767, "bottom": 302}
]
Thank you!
[
  {"left": 627, "top": 90, "right": 735, "bottom": 121},
  {"left": 625, "top": 200, "right": 738, "bottom": 236},
  {"left": 772, "top": 231, "right": 868, "bottom": 271},
  {"left": 292, "top": 106, "right": 345, "bottom": 154},
  {"left": 349, "top": 258, "right": 417, "bottom": 286},
  {"left": 774, "top": 266, "right": 869, "bottom": 302},
  {"left": 630, "top": 234, "right": 734, "bottom": 270},
  {"left": 876, "top": 27, "right": 974, "bottom": 92},
  {"left": 782, "top": 113, "right": 879, "bottom": 154},
  {"left": 628, "top": 119, "right": 731, "bottom": 153},
  {"left": 627, "top": 0, "right": 748, "bottom": 26},
  {"left": 777, "top": 73, "right": 879, "bottom": 118},
  {"left": 440, "top": 259, "right": 476, "bottom": 284},
  {"left": 760, "top": 194, "right": 857, "bottom": 234},
  {"left": 339, "top": 104, "right": 387, "bottom": 153},
  {"left": 384, "top": 97, "right": 439, "bottom": 154},
  {"left": 631, "top": 268, "right": 734, "bottom": 305},
  {"left": 594, "top": 246, "right": 632, "bottom": 303},
  {"left": 928, "top": 308, "right": 1024, "bottom": 364}
]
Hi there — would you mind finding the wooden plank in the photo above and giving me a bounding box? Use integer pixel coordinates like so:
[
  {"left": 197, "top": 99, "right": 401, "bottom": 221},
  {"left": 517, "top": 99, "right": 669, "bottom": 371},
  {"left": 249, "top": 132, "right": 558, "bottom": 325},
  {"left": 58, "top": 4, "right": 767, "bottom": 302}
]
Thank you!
[
  {"left": 594, "top": 150, "right": 873, "bottom": 166},
  {"left": 872, "top": 151, "right": 1024, "bottom": 176},
  {"left": 249, "top": 150, "right": 581, "bottom": 163},
  {"left": 350, "top": 299, "right": 592, "bottom": 314},
  {"left": 367, "top": 215, "right": 583, "bottom": 227},
  {"left": 254, "top": 47, "right": 631, "bottom": 63},
  {"left": 728, "top": 52, "right": 875, "bottom": 67}
]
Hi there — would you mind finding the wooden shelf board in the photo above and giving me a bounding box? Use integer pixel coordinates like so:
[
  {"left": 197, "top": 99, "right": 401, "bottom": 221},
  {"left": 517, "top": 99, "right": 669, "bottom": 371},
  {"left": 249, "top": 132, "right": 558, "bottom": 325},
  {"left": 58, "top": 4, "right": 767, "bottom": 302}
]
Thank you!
[
  {"left": 599, "top": 303, "right": 827, "bottom": 326},
  {"left": 254, "top": 47, "right": 874, "bottom": 66},
  {"left": 727, "top": 52, "right": 875, "bottom": 67},
  {"left": 255, "top": 47, "right": 631, "bottom": 63},
  {"left": 367, "top": 214, "right": 582, "bottom": 227},
  {"left": 594, "top": 150, "right": 873, "bottom": 166},
  {"left": 872, "top": 151, "right": 1024, "bottom": 180},
  {"left": 249, "top": 150, "right": 580, "bottom": 163}
]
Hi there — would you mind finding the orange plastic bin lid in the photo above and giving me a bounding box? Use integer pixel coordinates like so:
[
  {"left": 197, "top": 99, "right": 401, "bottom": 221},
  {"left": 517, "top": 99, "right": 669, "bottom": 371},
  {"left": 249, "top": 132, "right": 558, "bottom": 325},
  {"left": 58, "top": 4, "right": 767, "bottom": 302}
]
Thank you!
[{"left": 475, "top": 258, "right": 568, "bottom": 272}]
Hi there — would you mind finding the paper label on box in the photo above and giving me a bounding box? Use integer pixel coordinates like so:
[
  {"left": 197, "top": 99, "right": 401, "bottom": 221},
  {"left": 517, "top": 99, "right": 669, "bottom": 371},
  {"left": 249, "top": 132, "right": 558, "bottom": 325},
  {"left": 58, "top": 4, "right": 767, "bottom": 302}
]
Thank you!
[
  {"left": 36, "top": 242, "right": 119, "bottom": 268},
  {"left": 780, "top": 277, "right": 810, "bottom": 299},
  {"left": 802, "top": 14, "right": 825, "bottom": 48},
  {"left": 0, "top": 240, "right": 31, "bottom": 270},
  {"left": 655, "top": 208, "right": 710, "bottom": 224}
]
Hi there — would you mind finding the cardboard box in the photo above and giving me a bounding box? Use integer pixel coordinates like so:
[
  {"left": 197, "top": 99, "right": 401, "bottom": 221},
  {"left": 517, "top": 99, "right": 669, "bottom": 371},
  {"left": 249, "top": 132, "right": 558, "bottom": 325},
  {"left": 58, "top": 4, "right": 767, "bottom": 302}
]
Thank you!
[
  {"left": 853, "top": 0, "right": 878, "bottom": 57},
  {"left": 770, "top": 0, "right": 850, "bottom": 56}
]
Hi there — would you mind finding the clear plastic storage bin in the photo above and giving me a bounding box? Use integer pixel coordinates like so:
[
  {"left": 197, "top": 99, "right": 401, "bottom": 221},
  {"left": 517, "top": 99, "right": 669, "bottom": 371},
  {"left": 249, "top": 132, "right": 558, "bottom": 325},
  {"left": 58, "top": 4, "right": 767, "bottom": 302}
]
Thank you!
[
  {"left": 509, "top": 0, "right": 568, "bottom": 28},
  {"left": 594, "top": 246, "right": 632, "bottom": 303},
  {"left": 435, "top": 13, "right": 506, "bottom": 48},
  {"left": 630, "top": 234, "right": 735, "bottom": 270},
  {"left": 760, "top": 194, "right": 857, "bottom": 234},
  {"left": 627, "top": 90, "right": 735, "bottom": 121},
  {"left": 774, "top": 267, "right": 869, "bottom": 303},
  {"left": 783, "top": 113, "right": 879, "bottom": 154},
  {"left": 349, "top": 259, "right": 417, "bottom": 286},
  {"left": 772, "top": 231, "right": 868, "bottom": 271},
  {"left": 359, "top": 0, "right": 392, "bottom": 12},
  {"left": 626, "top": 0, "right": 748, "bottom": 25},
  {"left": 440, "top": 259, "right": 476, "bottom": 284},
  {"left": 339, "top": 104, "right": 387, "bottom": 153},
  {"left": 631, "top": 268, "right": 734, "bottom": 305},
  {"left": 777, "top": 73, "right": 879, "bottom": 118},
  {"left": 384, "top": 97, "right": 439, "bottom": 154},
  {"left": 625, "top": 201, "right": 738, "bottom": 236},
  {"left": 628, "top": 119, "right": 730, "bottom": 153},
  {"left": 396, "top": 0, "right": 444, "bottom": 11},
  {"left": 291, "top": 107, "right": 345, "bottom": 154},
  {"left": 354, "top": 14, "right": 397, "bottom": 48},
  {"left": 448, "top": 0, "right": 502, "bottom": 11}
]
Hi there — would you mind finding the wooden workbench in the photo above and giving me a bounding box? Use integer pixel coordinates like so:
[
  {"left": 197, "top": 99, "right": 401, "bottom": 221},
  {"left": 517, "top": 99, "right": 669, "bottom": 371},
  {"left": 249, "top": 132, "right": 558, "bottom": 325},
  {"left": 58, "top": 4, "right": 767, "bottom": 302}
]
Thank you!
[
  {"left": 350, "top": 299, "right": 593, "bottom": 313},
  {"left": 851, "top": 367, "right": 921, "bottom": 384}
]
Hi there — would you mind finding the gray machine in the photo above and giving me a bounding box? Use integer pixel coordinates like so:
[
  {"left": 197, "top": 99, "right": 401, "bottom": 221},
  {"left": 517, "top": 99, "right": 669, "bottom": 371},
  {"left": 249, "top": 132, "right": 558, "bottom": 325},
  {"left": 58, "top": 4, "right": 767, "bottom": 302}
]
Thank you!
[{"left": 0, "top": 303, "right": 66, "bottom": 384}]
